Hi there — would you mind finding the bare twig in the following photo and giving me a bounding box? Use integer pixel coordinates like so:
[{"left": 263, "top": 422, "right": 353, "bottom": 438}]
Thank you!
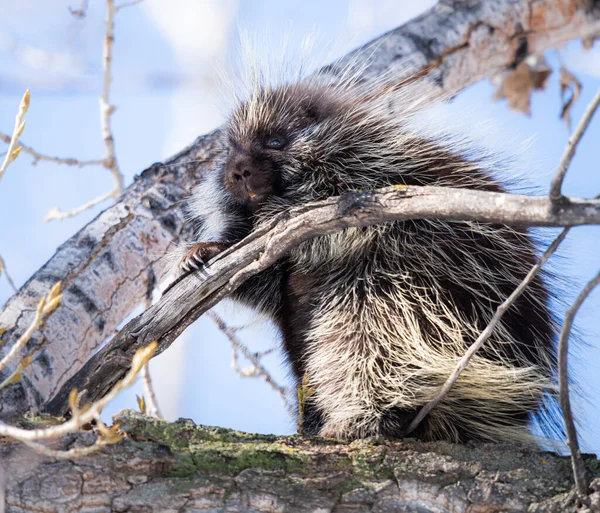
[
  {"left": 116, "top": 0, "right": 145, "bottom": 11},
  {"left": 0, "top": 132, "right": 103, "bottom": 168},
  {"left": 559, "top": 270, "right": 600, "bottom": 496},
  {"left": 0, "top": 279, "right": 127, "bottom": 459},
  {"left": 101, "top": 0, "right": 124, "bottom": 196},
  {"left": 44, "top": 191, "right": 115, "bottom": 222},
  {"left": 20, "top": 417, "right": 121, "bottom": 459},
  {"left": 207, "top": 311, "right": 290, "bottom": 411},
  {"left": 550, "top": 88, "right": 600, "bottom": 200},
  {"left": 0, "top": 342, "right": 156, "bottom": 442},
  {"left": 0, "top": 282, "right": 62, "bottom": 382},
  {"left": 406, "top": 227, "right": 571, "bottom": 435},
  {"left": 140, "top": 364, "right": 162, "bottom": 418},
  {"left": 0, "top": 90, "right": 29, "bottom": 184},
  {"left": 44, "top": 0, "right": 126, "bottom": 222},
  {"left": 46, "top": 184, "right": 600, "bottom": 415},
  {"left": 0, "top": 255, "right": 17, "bottom": 293}
]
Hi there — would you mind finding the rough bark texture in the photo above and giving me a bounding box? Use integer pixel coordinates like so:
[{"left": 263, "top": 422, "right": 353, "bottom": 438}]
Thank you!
[
  {"left": 45, "top": 187, "right": 600, "bottom": 415},
  {"left": 2, "top": 0, "right": 600, "bottom": 417},
  {"left": 1, "top": 410, "right": 599, "bottom": 513}
]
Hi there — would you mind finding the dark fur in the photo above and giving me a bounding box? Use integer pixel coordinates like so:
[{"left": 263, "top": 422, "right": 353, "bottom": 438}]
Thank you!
[{"left": 183, "top": 81, "right": 559, "bottom": 443}]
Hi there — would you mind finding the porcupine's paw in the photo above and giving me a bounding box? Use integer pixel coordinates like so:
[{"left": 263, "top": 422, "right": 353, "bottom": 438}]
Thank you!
[{"left": 179, "top": 242, "right": 231, "bottom": 275}]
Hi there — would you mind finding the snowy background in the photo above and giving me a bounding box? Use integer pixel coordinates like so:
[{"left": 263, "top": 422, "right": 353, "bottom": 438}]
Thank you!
[{"left": 0, "top": 0, "right": 599, "bottom": 451}]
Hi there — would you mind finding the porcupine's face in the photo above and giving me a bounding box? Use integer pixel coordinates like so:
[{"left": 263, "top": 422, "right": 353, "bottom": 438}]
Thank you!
[{"left": 223, "top": 85, "right": 338, "bottom": 213}]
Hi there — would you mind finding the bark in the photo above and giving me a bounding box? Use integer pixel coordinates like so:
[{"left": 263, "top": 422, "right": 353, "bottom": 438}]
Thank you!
[
  {"left": 1, "top": 410, "right": 599, "bottom": 513},
  {"left": 46, "top": 187, "right": 600, "bottom": 414},
  {"left": 1, "top": 0, "right": 600, "bottom": 417}
]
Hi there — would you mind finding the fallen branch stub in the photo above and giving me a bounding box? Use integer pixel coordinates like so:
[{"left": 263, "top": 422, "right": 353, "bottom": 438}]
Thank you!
[{"left": 45, "top": 186, "right": 600, "bottom": 416}]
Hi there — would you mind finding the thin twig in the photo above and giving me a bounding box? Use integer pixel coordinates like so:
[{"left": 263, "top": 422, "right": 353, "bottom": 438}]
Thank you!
[
  {"left": 207, "top": 311, "right": 290, "bottom": 412},
  {"left": 44, "top": 0, "right": 126, "bottom": 222},
  {"left": 0, "top": 342, "right": 156, "bottom": 442},
  {"left": 139, "top": 269, "right": 161, "bottom": 418},
  {"left": 0, "top": 133, "right": 104, "bottom": 168},
  {"left": 549, "top": 88, "right": 600, "bottom": 200},
  {"left": 46, "top": 185, "right": 600, "bottom": 414},
  {"left": 115, "top": 0, "right": 145, "bottom": 11},
  {"left": 0, "top": 255, "right": 17, "bottom": 293},
  {"left": 559, "top": 270, "right": 600, "bottom": 497},
  {"left": 0, "top": 282, "right": 62, "bottom": 379},
  {"left": 0, "top": 90, "right": 29, "bottom": 184},
  {"left": 44, "top": 191, "right": 115, "bottom": 222},
  {"left": 140, "top": 364, "right": 162, "bottom": 418},
  {"left": 101, "top": 0, "right": 124, "bottom": 196},
  {"left": 406, "top": 227, "right": 571, "bottom": 435}
]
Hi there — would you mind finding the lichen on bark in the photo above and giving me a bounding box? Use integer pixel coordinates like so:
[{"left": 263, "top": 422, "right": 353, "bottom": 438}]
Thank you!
[{"left": 2, "top": 410, "right": 600, "bottom": 512}]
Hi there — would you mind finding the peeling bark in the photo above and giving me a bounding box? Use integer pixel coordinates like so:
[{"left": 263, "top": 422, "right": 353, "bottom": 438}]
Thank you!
[
  {"left": 1, "top": 0, "right": 600, "bottom": 417},
  {"left": 1, "top": 411, "right": 599, "bottom": 512}
]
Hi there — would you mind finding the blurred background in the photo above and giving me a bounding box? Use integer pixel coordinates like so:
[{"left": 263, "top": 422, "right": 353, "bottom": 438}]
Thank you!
[{"left": 0, "top": 0, "right": 599, "bottom": 451}]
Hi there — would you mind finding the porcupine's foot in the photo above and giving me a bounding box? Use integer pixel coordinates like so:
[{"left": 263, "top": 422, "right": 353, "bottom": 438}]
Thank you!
[{"left": 179, "top": 242, "right": 231, "bottom": 274}]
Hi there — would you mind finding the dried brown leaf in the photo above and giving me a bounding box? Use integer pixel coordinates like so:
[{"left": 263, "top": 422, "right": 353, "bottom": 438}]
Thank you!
[
  {"left": 559, "top": 66, "right": 582, "bottom": 131},
  {"left": 582, "top": 37, "right": 597, "bottom": 50},
  {"left": 493, "top": 57, "right": 552, "bottom": 116}
]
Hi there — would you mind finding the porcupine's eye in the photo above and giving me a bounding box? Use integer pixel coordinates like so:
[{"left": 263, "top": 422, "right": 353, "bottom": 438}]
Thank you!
[{"left": 264, "top": 134, "right": 287, "bottom": 150}]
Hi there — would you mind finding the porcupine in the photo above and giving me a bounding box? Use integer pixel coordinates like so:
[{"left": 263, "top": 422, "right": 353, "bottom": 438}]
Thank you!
[{"left": 176, "top": 63, "right": 560, "bottom": 444}]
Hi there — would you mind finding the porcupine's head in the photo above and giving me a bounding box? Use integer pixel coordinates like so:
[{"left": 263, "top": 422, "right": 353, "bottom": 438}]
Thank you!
[
  {"left": 223, "top": 81, "right": 344, "bottom": 213},
  {"left": 221, "top": 71, "right": 435, "bottom": 217}
]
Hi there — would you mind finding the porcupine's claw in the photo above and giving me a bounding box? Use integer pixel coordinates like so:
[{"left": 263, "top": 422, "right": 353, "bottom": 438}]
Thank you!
[{"left": 179, "top": 241, "right": 231, "bottom": 276}]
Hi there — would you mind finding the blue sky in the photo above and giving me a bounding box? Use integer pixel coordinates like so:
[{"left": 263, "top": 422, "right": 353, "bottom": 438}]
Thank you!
[{"left": 1, "top": 0, "right": 599, "bottom": 451}]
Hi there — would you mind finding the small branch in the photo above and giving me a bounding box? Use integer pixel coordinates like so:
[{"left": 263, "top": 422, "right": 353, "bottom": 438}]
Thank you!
[
  {"left": 46, "top": 186, "right": 600, "bottom": 414},
  {"left": 208, "top": 311, "right": 290, "bottom": 411},
  {"left": 0, "top": 282, "right": 62, "bottom": 380},
  {"left": 0, "top": 344, "right": 149, "bottom": 460},
  {"left": 0, "top": 90, "right": 29, "bottom": 184},
  {"left": 115, "top": 0, "right": 145, "bottom": 11},
  {"left": 549, "top": 88, "right": 600, "bottom": 200},
  {"left": 0, "top": 342, "right": 156, "bottom": 442},
  {"left": 44, "top": 190, "right": 117, "bottom": 222},
  {"left": 406, "top": 227, "right": 571, "bottom": 435},
  {"left": 140, "top": 364, "right": 162, "bottom": 419},
  {"left": 0, "top": 255, "right": 17, "bottom": 293},
  {"left": 42, "top": 0, "right": 127, "bottom": 223},
  {"left": 559, "top": 270, "right": 600, "bottom": 497},
  {"left": 101, "top": 0, "right": 124, "bottom": 197},
  {"left": 0, "top": 132, "right": 104, "bottom": 168}
]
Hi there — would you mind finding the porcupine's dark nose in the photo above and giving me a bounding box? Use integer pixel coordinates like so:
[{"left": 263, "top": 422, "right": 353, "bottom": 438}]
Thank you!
[
  {"left": 232, "top": 168, "right": 252, "bottom": 181},
  {"left": 227, "top": 154, "right": 253, "bottom": 183}
]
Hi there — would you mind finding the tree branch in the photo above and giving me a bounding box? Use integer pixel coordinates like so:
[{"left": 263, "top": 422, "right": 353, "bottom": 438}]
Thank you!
[
  {"left": 408, "top": 84, "right": 600, "bottom": 440},
  {"left": 2, "top": 0, "right": 600, "bottom": 418},
  {"left": 559, "top": 269, "right": 600, "bottom": 497},
  {"left": 45, "top": 186, "right": 600, "bottom": 414},
  {"left": 2, "top": 410, "right": 599, "bottom": 512},
  {"left": 406, "top": 226, "right": 571, "bottom": 435},
  {"left": 0, "top": 132, "right": 104, "bottom": 168},
  {"left": 549, "top": 88, "right": 600, "bottom": 200}
]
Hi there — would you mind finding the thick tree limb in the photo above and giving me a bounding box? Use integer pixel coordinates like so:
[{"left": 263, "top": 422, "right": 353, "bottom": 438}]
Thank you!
[
  {"left": 2, "top": 410, "right": 599, "bottom": 512},
  {"left": 2, "top": 0, "right": 600, "bottom": 418},
  {"left": 46, "top": 186, "right": 600, "bottom": 414},
  {"left": 0, "top": 131, "right": 223, "bottom": 418}
]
